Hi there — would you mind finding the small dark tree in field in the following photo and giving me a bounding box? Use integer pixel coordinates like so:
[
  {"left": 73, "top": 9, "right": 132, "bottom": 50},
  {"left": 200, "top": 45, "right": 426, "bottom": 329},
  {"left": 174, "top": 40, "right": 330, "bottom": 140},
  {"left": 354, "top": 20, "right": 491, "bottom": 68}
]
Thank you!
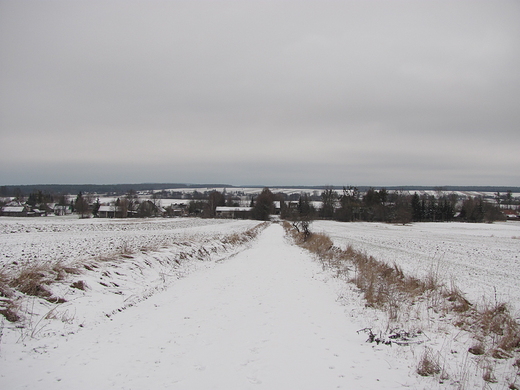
[
  {"left": 75, "top": 192, "right": 90, "bottom": 219},
  {"left": 494, "top": 192, "right": 502, "bottom": 208},
  {"left": 378, "top": 188, "right": 389, "bottom": 221},
  {"left": 57, "top": 194, "right": 68, "bottom": 206},
  {"left": 252, "top": 188, "right": 275, "bottom": 221}
]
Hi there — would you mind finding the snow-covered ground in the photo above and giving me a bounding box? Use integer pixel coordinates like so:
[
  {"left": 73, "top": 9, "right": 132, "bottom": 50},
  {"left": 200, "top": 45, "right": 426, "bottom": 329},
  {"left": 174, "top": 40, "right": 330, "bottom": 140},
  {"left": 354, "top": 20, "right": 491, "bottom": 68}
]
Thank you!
[
  {"left": 0, "top": 216, "right": 262, "bottom": 332},
  {"left": 0, "top": 224, "right": 431, "bottom": 389},
  {"left": 313, "top": 220, "right": 520, "bottom": 314},
  {"left": 0, "top": 216, "right": 257, "bottom": 271},
  {"left": 1, "top": 217, "right": 519, "bottom": 389}
]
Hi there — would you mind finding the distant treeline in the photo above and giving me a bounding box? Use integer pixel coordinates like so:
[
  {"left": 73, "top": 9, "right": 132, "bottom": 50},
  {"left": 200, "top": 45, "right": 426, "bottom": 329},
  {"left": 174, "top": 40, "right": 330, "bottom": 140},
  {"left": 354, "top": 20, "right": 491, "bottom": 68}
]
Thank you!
[
  {"left": 1, "top": 183, "right": 519, "bottom": 197},
  {"left": 281, "top": 187, "right": 516, "bottom": 224},
  {"left": 0, "top": 183, "right": 232, "bottom": 197},
  {"left": 2, "top": 185, "right": 517, "bottom": 223}
]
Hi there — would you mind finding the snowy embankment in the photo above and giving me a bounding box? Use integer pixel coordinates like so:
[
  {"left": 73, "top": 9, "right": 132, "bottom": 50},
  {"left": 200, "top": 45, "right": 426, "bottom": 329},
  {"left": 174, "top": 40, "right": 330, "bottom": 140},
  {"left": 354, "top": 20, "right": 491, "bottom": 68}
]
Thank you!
[
  {"left": 0, "top": 217, "right": 262, "bottom": 336},
  {"left": 1, "top": 223, "right": 426, "bottom": 390},
  {"left": 313, "top": 221, "right": 520, "bottom": 313}
]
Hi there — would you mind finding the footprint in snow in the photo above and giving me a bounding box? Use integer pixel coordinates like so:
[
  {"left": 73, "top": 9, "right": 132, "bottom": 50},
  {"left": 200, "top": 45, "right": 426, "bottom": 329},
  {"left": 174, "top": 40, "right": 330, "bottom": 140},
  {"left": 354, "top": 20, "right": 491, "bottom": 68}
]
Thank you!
[{"left": 247, "top": 376, "right": 262, "bottom": 384}]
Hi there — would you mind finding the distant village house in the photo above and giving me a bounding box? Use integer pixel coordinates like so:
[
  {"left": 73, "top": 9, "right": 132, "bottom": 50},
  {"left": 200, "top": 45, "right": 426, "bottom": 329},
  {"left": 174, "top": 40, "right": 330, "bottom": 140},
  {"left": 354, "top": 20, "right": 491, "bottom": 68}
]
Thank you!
[{"left": 215, "top": 206, "right": 252, "bottom": 219}]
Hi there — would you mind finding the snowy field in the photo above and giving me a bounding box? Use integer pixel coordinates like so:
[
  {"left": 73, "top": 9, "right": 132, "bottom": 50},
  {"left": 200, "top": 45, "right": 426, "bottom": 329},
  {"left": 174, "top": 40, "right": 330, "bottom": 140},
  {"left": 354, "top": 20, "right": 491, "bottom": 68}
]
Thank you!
[
  {"left": 0, "top": 216, "right": 258, "bottom": 271},
  {"left": 1, "top": 217, "right": 519, "bottom": 389},
  {"left": 313, "top": 221, "right": 520, "bottom": 314},
  {"left": 0, "top": 224, "right": 431, "bottom": 389}
]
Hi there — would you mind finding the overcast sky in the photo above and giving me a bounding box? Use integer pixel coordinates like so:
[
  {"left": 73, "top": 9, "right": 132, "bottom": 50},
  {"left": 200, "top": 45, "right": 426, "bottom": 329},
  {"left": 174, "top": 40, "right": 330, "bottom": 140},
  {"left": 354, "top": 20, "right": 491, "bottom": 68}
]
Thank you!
[{"left": 1, "top": 0, "right": 519, "bottom": 187}]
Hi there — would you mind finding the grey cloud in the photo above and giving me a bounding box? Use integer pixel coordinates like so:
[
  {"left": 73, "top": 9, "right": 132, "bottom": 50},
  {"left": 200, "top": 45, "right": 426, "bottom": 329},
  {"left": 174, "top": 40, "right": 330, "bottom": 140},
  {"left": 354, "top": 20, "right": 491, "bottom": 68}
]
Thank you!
[{"left": 1, "top": 0, "right": 519, "bottom": 186}]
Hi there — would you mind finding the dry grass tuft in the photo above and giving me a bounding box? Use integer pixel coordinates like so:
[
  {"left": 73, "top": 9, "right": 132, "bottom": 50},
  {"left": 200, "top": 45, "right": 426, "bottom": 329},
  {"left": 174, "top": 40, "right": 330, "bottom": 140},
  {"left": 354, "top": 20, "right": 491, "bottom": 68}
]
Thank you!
[
  {"left": 227, "top": 223, "right": 269, "bottom": 245},
  {"left": 0, "top": 299, "right": 20, "bottom": 322},
  {"left": 417, "top": 348, "right": 442, "bottom": 377},
  {"left": 71, "top": 280, "right": 87, "bottom": 290},
  {"left": 1, "top": 262, "right": 80, "bottom": 315},
  {"left": 462, "top": 302, "right": 520, "bottom": 354},
  {"left": 12, "top": 267, "right": 54, "bottom": 299},
  {"left": 221, "top": 233, "right": 242, "bottom": 246},
  {"left": 444, "top": 283, "right": 472, "bottom": 313}
]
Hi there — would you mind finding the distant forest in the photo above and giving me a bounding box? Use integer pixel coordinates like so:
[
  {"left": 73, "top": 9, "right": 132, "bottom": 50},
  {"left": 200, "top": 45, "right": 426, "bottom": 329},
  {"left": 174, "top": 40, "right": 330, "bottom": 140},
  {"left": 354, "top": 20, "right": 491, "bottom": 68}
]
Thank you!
[
  {"left": 0, "top": 183, "right": 231, "bottom": 197},
  {"left": 1, "top": 183, "right": 519, "bottom": 197}
]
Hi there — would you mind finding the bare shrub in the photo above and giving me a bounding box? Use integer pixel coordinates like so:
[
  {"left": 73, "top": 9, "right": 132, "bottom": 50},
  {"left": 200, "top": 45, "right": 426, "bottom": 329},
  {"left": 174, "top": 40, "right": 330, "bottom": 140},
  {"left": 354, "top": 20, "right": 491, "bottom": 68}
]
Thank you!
[
  {"left": 470, "top": 302, "right": 520, "bottom": 353},
  {"left": 444, "top": 283, "right": 472, "bottom": 313},
  {"left": 417, "top": 348, "right": 441, "bottom": 377}
]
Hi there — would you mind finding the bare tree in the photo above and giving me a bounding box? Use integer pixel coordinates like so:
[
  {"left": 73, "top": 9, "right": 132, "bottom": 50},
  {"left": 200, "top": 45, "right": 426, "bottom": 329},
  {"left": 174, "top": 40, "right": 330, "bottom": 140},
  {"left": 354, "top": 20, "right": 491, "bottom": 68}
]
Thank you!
[
  {"left": 320, "top": 186, "right": 337, "bottom": 219},
  {"left": 208, "top": 190, "right": 225, "bottom": 218}
]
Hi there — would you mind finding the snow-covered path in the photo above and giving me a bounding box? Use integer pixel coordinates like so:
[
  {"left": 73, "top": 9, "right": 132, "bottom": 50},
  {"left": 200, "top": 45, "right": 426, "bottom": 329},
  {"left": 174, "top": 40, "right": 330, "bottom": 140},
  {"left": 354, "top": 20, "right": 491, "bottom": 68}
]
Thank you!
[{"left": 1, "top": 224, "right": 420, "bottom": 389}]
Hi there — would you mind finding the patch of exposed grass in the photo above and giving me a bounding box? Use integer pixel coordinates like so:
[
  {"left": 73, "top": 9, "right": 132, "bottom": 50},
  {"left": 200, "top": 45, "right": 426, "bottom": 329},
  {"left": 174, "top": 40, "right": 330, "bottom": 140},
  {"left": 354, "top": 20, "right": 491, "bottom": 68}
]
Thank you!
[
  {"left": 0, "top": 261, "right": 82, "bottom": 321},
  {"left": 0, "top": 299, "right": 20, "bottom": 322},
  {"left": 71, "top": 280, "right": 87, "bottom": 290}
]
